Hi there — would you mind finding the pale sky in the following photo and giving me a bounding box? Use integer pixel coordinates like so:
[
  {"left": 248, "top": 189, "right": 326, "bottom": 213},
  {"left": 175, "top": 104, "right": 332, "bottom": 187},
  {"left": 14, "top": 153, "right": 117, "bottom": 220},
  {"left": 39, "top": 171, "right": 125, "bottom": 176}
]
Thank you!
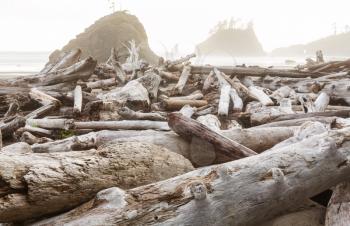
[{"left": 1, "top": 0, "right": 349, "bottom": 54}]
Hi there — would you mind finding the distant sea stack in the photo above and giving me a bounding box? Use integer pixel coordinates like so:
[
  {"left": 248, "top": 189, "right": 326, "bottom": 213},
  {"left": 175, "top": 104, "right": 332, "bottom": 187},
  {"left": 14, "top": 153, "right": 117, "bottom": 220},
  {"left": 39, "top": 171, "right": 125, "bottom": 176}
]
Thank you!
[
  {"left": 196, "top": 21, "right": 265, "bottom": 57},
  {"left": 271, "top": 32, "right": 350, "bottom": 56},
  {"left": 49, "top": 11, "right": 158, "bottom": 64}
]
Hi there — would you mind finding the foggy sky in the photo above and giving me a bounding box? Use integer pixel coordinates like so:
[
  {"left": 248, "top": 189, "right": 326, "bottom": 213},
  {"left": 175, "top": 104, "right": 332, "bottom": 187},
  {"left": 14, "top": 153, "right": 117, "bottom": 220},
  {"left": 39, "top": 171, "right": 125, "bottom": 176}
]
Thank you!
[{"left": 1, "top": 0, "right": 349, "bottom": 54}]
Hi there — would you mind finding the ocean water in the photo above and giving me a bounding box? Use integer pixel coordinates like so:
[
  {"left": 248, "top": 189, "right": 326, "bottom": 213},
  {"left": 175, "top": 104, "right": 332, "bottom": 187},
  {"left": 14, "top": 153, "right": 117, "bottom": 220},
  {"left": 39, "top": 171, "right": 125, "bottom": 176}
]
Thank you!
[
  {"left": 0, "top": 52, "right": 50, "bottom": 78},
  {"left": 0, "top": 52, "right": 347, "bottom": 78}
]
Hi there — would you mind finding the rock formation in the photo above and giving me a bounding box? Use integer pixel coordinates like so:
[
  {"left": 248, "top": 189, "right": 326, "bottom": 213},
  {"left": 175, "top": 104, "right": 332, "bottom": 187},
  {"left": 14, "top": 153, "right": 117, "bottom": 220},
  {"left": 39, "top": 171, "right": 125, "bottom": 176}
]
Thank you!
[{"left": 48, "top": 11, "right": 158, "bottom": 64}]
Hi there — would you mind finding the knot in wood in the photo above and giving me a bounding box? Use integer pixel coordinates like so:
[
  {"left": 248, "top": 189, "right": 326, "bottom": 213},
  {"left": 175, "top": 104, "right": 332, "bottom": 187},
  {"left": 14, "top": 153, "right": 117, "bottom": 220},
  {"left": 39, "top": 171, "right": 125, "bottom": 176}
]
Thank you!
[
  {"left": 266, "top": 168, "right": 285, "bottom": 183},
  {"left": 189, "top": 181, "right": 207, "bottom": 200}
]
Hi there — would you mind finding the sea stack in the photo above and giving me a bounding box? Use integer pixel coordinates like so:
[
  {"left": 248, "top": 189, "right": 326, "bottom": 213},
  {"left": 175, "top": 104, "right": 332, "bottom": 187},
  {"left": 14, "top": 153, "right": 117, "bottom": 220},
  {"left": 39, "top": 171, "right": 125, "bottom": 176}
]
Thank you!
[
  {"left": 48, "top": 11, "right": 158, "bottom": 64},
  {"left": 196, "top": 21, "right": 265, "bottom": 57}
]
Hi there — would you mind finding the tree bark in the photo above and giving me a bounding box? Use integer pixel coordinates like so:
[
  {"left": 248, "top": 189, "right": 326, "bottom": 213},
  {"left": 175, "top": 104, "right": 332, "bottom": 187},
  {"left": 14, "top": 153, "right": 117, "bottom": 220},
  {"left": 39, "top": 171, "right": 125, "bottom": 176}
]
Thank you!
[
  {"left": 325, "top": 182, "right": 350, "bottom": 226},
  {"left": 32, "top": 127, "right": 350, "bottom": 226},
  {"left": 0, "top": 142, "right": 193, "bottom": 223}
]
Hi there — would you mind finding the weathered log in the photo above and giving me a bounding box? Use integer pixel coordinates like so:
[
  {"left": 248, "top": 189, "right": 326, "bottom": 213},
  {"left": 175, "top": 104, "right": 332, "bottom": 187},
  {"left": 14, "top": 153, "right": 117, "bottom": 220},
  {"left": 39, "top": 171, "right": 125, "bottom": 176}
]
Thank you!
[
  {"left": 117, "top": 106, "right": 166, "bottom": 121},
  {"left": 325, "top": 182, "right": 350, "bottom": 226},
  {"left": 73, "top": 85, "right": 83, "bottom": 114},
  {"left": 0, "top": 116, "right": 26, "bottom": 138},
  {"left": 163, "top": 99, "right": 208, "bottom": 110},
  {"left": 26, "top": 118, "right": 74, "bottom": 130},
  {"left": 167, "top": 53, "right": 196, "bottom": 68},
  {"left": 195, "top": 106, "right": 214, "bottom": 116},
  {"left": 74, "top": 120, "right": 170, "bottom": 131},
  {"left": 249, "top": 85, "right": 274, "bottom": 106},
  {"left": 270, "top": 86, "right": 294, "bottom": 103},
  {"left": 16, "top": 125, "right": 53, "bottom": 138},
  {"left": 261, "top": 205, "right": 325, "bottom": 226},
  {"left": 86, "top": 78, "right": 117, "bottom": 89},
  {"left": 170, "top": 90, "right": 204, "bottom": 101},
  {"left": 168, "top": 113, "right": 257, "bottom": 160},
  {"left": 178, "top": 105, "right": 197, "bottom": 118},
  {"left": 24, "top": 104, "right": 57, "bottom": 119},
  {"left": 252, "top": 110, "right": 350, "bottom": 126},
  {"left": 255, "top": 76, "right": 350, "bottom": 105},
  {"left": 111, "top": 60, "right": 126, "bottom": 84},
  {"left": 158, "top": 70, "right": 179, "bottom": 82},
  {"left": 256, "top": 116, "right": 337, "bottom": 128},
  {"left": 33, "top": 127, "right": 350, "bottom": 226},
  {"left": 29, "top": 88, "right": 61, "bottom": 106},
  {"left": 98, "top": 80, "right": 150, "bottom": 110},
  {"left": 191, "top": 65, "right": 321, "bottom": 78},
  {"left": 229, "top": 88, "right": 243, "bottom": 112},
  {"left": 314, "top": 92, "right": 330, "bottom": 112},
  {"left": 38, "top": 57, "right": 97, "bottom": 86},
  {"left": 0, "top": 142, "right": 193, "bottom": 223},
  {"left": 174, "top": 65, "right": 191, "bottom": 94},
  {"left": 214, "top": 68, "right": 231, "bottom": 116},
  {"left": 20, "top": 131, "right": 53, "bottom": 145},
  {"left": 136, "top": 72, "right": 161, "bottom": 99},
  {"left": 202, "top": 70, "right": 215, "bottom": 93},
  {"left": 197, "top": 114, "right": 221, "bottom": 131},
  {"left": 41, "top": 49, "right": 81, "bottom": 74},
  {"left": 218, "top": 85, "right": 231, "bottom": 116},
  {"left": 4, "top": 102, "right": 19, "bottom": 118},
  {"left": 1, "top": 142, "right": 32, "bottom": 154},
  {"left": 31, "top": 126, "right": 295, "bottom": 163}
]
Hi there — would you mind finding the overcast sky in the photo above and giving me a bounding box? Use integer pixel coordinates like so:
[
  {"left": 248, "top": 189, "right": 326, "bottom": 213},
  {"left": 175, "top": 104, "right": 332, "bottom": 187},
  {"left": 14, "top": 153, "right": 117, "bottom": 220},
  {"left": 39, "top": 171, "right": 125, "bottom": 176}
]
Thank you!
[{"left": 1, "top": 0, "right": 349, "bottom": 53}]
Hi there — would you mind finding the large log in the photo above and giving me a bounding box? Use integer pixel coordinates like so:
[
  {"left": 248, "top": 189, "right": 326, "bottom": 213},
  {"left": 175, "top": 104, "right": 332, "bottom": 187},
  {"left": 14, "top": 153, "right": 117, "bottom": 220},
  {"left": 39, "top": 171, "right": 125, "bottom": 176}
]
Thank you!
[
  {"left": 37, "top": 57, "right": 97, "bottom": 86},
  {"left": 168, "top": 113, "right": 257, "bottom": 160},
  {"left": 41, "top": 49, "right": 82, "bottom": 74},
  {"left": 33, "top": 127, "right": 350, "bottom": 226},
  {"left": 191, "top": 65, "right": 321, "bottom": 78},
  {"left": 31, "top": 126, "right": 295, "bottom": 164},
  {"left": 0, "top": 142, "right": 193, "bottom": 223},
  {"left": 74, "top": 120, "right": 170, "bottom": 131}
]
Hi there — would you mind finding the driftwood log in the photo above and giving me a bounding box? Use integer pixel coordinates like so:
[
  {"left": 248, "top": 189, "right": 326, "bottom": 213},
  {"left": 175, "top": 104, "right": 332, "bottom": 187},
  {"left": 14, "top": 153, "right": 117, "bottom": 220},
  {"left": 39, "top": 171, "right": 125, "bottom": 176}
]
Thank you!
[
  {"left": 32, "top": 127, "right": 350, "bottom": 226},
  {"left": 168, "top": 113, "right": 257, "bottom": 160},
  {"left": 0, "top": 142, "right": 193, "bottom": 222}
]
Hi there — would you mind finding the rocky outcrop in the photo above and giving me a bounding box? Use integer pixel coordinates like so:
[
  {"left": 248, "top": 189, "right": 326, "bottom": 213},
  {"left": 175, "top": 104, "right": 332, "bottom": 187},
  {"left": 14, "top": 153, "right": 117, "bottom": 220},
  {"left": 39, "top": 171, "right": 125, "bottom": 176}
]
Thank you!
[
  {"left": 196, "top": 27, "right": 265, "bottom": 57},
  {"left": 49, "top": 11, "right": 158, "bottom": 64},
  {"left": 271, "top": 32, "right": 350, "bottom": 56}
]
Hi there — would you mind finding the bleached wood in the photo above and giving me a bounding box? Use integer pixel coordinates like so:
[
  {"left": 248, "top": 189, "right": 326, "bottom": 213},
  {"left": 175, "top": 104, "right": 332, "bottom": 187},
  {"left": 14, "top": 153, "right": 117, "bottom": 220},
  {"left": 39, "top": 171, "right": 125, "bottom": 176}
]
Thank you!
[
  {"left": 0, "top": 142, "right": 193, "bottom": 222},
  {"left": 197, "top": 114, "right": 221, "bottom": 131},
  {"left": 33, "top": 127, "right": 350, "bottom": 226},
  {"left": 86, "top": 78, "right": 117, "bottom": 89},
  {"left": 73, "top": 85, "right": 83, "bottom": 113},
  {"left": 249, "top": 86, "right": 274, "bottom": 106},
  {"left": 117, "top": 106, "right": 166, "bottom": 121},
  {"left": 26, "top": 118, "right": 74, "bottom": 130},
  {"left": 29, "top": 88, "right": 61, "bottom": 106},
  {"left": 174, "top": 65, "right": 192, "bottom": 94},
  {"left": 179, "top": 105, "right": 197, "bottom": 118},
  {"left": 325, "top": 182, "right": 350, "bottom": 226},
  {"left": 74, "top": 120, "right": 170, "bottom": 131}
]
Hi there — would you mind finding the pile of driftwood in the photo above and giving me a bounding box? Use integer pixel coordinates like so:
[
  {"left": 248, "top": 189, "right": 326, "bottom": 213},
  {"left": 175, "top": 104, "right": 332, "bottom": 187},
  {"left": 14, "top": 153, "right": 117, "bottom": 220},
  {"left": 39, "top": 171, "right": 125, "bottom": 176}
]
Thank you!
[{"left": 0, "top": 46, "right": 350, "bottom": 226}]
